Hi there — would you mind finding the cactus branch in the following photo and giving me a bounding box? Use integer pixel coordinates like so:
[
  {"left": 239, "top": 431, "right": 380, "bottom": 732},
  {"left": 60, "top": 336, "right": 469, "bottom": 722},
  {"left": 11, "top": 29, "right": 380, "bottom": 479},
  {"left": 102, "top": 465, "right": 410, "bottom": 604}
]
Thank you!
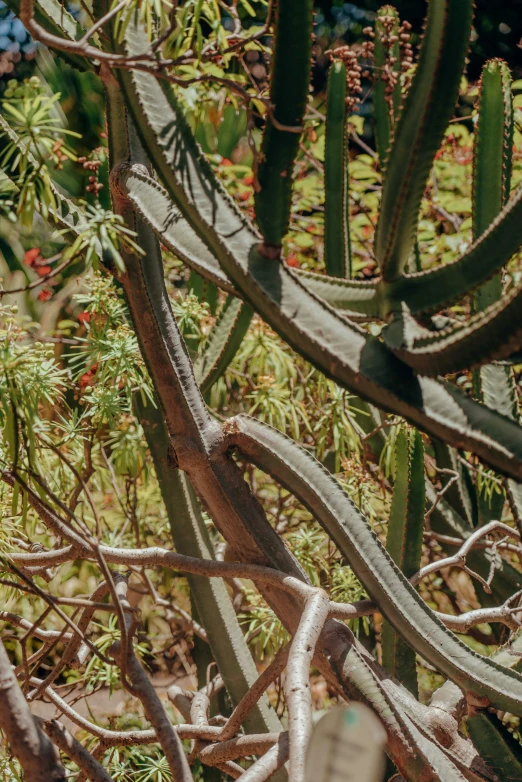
[
  {"left": 254, "top": 0, "right": 314, "bottom": 249},
  {"left": 375, "top": 0, "right": 473, "bottom": 280},
  {"left": 324, "top": 60, "right": 352, "bottom": 278}
]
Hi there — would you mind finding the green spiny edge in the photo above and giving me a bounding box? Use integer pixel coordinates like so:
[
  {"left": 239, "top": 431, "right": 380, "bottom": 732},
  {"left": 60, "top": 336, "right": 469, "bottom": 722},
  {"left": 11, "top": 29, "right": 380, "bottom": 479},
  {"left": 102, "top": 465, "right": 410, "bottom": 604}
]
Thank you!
[
  {"left": 382, "top": 427, "right": 424, "bottom": 697},
  {"left": 254, "top": 0, "right": 314, "bottom": 249},
  {"left": 324, "top": 60, "right": 352, "bottom": 278}
]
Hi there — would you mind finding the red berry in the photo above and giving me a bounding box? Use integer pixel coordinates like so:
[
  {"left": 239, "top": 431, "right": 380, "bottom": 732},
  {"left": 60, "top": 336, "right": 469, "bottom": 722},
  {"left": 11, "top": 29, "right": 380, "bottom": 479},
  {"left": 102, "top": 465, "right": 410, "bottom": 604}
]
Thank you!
[
  {"left": 37, "top": 265, "right": 52, "bottom": 277},
  {"left": 24, "top": 248, "right": 41, "bottom": 267}
]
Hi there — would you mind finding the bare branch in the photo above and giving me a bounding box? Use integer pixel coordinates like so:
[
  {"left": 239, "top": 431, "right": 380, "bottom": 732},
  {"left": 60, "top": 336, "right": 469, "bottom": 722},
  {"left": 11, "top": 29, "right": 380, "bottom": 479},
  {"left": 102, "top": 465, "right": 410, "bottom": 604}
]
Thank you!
[
  {"left": 235, "top": 733, "right": 290, "bottom": 782},
  {"left": 0, "top": 640, "right": 66, "bottom": 782},
  {"left": 41, "top": 719, "right": 114, "bottom": 782},
  {"left": 286, "top": 590, "right": 330, "bottom": 782}
]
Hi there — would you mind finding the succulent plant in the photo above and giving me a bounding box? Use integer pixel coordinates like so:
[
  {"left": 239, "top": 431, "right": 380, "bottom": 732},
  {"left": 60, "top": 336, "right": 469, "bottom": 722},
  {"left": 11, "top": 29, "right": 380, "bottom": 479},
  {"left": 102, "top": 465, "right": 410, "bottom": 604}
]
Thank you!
[{"left": 3, "top": 0, "right": 522, "bottom": 780}]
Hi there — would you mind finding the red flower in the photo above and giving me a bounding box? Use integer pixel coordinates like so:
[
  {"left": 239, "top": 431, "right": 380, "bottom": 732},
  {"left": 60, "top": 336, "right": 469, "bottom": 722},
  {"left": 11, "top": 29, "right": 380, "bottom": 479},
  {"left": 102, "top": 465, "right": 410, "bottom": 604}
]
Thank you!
[
  {"left": 24, "top": 247, "right": 41, "bottom": 267},
  {"left": 243, "top": 174, "right": 254, "bottom": 186},
  {"left": 78, "top": 311, "right": 90, "bottom": 325},
  {"left": 37, "top": 289, "right": 52, "bottom": 302},
  {"left": 286, "top": 254, "right": 300, "bottom": 268},
  {"left": 78, "top": 362, "right": 99, "bottom": 390},
  {"left": 36, "top": 265, "right": 52, "bottom": 277},
  {"left": 221, "top": 158, "right": 233, "bottom": 167}
]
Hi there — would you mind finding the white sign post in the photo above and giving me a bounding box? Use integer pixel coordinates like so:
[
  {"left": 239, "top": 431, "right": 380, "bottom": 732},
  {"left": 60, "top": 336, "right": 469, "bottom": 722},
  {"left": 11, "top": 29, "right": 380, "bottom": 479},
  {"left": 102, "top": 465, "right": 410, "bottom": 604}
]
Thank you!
[{"left": 305, "top": 703, "right": 387, "bottom": 782}]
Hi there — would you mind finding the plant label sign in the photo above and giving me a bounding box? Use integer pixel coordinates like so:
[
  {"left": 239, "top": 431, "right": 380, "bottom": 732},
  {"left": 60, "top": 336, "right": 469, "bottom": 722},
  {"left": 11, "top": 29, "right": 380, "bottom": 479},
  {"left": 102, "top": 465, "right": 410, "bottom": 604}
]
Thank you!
[{"left": 305, "top": 703, "right": 387, "bottom": 782}]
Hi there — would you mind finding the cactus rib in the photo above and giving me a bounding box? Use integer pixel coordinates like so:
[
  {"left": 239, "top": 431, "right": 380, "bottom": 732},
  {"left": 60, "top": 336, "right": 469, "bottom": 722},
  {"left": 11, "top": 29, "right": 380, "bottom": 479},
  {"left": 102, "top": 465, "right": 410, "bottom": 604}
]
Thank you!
[
  {"left": 472, "top": 59, "right": 513, "bottom": 312},
  {"left": 386, "top": 182, "right": 522, "bottom": 315},
  {"left": 324, "top": 60, "right": 352, "bottom": 278},
  {"left": 467, "top": 711, "right": 522, "bottom": 780},
  {"left": 375, "top": 0, "right": 473, "bottom": 281},
  {"left": 120, "top": 166, "right": 379, "bottom": 316},
  {"left": 254, "top": 0, "right": 314, "bottom": 249}
]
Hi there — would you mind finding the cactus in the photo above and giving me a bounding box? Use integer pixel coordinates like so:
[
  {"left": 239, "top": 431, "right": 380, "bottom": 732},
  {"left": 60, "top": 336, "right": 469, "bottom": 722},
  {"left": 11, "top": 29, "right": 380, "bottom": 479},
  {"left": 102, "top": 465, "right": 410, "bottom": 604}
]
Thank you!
[
  {"left": 382, "top": 428, "right": 424, "bottom": 697},
  {"left": 324, "top": 59, "right": 351, "bottom": 278},
  {"left": 5, "top": 0, "right": 522, "bottom": 779},
  {"left": 373, "top": 6, "right": 403, "bottom": 169},
  {"left": 254, "top": 0, "right": 314, "bottom": 250}
]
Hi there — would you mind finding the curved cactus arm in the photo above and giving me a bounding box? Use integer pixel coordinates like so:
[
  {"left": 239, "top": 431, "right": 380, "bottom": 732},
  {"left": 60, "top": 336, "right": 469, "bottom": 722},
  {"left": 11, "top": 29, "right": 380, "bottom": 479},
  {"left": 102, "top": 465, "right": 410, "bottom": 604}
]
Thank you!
[
  {"left": 118, "top": 20, "right": 522, "bottom": 480},
  {"left": 374, "top": 0, "right": 473, "bottom": 281},
  {"left": 233, "top": 252, "right": 522, "bottom": 481},
  {"left": 324, "top": 60, "right": 352, "bottom": 278},
  {"left": 467, "top": 711, "right": 522, "bottom": 780},
  {"left": 254, "top": 0, "right": 314, "bottom": 250},
  {"left": 381, "top": 285, "right": 522, "bottom": 376},
  {"left": 224, "top": 414, "right": 522, "bottom": 716},
  {"left": 296, "top": 269, "right": 381, "bottom": 318},
  {"left": 373, "top": 5, "right": 403, "bottom": 169},
  {"left": 472, "top": 59, "right": 513, "bottom": 311},
  {"left": 121, "top": 166, "right": 378, "bottom": 316},
  {"left": 5, "top": 0, "right": 92, "bottom": 71},
  {"left": 326, "top": 628, "right": 482, "bottom": 782},
  {"left": 116, "top": 166, "right": 237, "bottom": 295},
  {"left": 382, "top": 428, "right": 424, "bottom": 698},
  {"left": 194, "top": 297, "right": 253, "bottom": 395},
  {"left": 388, "top": 182, "right": 522, "bottom": 316},
  {"left": 136, "top": 397, "right": 283, "bottom": 738}
]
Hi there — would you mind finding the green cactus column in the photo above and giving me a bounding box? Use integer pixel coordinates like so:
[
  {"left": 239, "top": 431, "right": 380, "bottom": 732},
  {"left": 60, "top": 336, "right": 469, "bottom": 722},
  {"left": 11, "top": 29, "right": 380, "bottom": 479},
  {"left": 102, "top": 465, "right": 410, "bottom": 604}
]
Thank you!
[
  {"left": 324, "top": 59, "right": 352, "bottom": 278},
  {"left": 382, "top": 427, "right": 424, "bottom": 697},
  {"left": 254, "top": 0, "right": 314, "bottom": 251}
]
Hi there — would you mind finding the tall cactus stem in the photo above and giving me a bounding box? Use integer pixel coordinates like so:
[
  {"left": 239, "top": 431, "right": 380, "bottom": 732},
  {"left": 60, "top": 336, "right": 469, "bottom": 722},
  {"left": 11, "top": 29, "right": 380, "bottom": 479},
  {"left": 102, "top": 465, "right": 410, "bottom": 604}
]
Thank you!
[
  {"left": 382, "top": 427, "right": 425, "bottom": 697},
  {"left": 324, "top": 60, "right": 352, "bottom": 278},
  {"left": 254, "top": 0, "right": 314, "bottom": 251},
  {"left": 472, "top": 59, "right": 513, "bottom": 311},
  {"left": 373, "top": 5, "right": 402, "bottom": 170}
]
